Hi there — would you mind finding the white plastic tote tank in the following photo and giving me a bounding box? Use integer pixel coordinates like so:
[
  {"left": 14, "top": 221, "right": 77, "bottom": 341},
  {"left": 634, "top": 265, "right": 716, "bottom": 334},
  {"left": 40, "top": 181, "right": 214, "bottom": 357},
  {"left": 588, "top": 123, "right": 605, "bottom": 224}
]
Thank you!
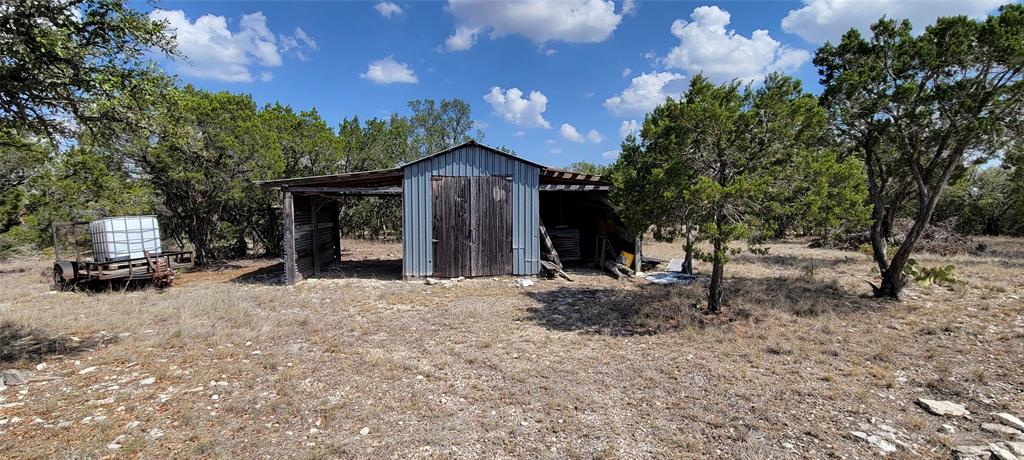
[{"left": 89, "top": 216, "right": 162, "bottom": 263}]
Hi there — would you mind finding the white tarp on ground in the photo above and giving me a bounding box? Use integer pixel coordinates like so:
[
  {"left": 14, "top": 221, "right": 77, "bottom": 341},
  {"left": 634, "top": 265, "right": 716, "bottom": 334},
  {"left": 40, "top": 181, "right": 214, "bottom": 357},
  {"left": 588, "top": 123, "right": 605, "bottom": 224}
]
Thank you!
[{"left": 644, "top": 272, "right": 707, "bottom": 285}]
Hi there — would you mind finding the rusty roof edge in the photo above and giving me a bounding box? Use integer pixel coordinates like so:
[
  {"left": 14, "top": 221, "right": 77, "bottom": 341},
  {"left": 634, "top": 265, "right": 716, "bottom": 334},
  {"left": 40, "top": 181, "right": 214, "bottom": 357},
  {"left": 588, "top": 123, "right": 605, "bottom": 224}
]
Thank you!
[{"left": 256, "top": 167, "right": 402, "bottom": 188}]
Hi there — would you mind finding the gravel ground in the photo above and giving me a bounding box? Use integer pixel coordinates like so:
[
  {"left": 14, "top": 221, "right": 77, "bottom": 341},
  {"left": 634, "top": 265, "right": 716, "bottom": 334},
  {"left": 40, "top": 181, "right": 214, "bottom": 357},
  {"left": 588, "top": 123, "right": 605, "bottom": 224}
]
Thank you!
[{"left": 0, "top": 238, "right": 1021, "bottom": 458}]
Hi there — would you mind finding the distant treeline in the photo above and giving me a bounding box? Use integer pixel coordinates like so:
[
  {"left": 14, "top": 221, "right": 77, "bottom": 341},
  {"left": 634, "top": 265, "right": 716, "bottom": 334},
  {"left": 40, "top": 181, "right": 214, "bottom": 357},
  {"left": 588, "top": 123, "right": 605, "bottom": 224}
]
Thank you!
[{"left": 0, "top": 88, "right": 484, "bottom": 264}]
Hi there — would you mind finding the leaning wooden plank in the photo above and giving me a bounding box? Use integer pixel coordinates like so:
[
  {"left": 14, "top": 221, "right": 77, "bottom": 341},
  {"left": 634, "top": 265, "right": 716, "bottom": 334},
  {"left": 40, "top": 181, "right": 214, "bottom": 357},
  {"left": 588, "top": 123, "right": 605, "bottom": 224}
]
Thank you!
[
  {"left": 538, "top": 220, "right": 562, "bottom": 268},
  {"left": 539, "top": 260, "right": 574, "bottom": 282},
  {"left": 603, "top": 260, "right": 624, "bottom": 279}
]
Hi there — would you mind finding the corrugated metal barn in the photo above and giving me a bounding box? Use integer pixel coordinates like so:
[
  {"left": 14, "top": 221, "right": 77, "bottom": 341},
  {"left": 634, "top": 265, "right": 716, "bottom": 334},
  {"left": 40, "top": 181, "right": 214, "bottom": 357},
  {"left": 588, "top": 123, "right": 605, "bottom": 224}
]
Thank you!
[{"left": 261, "top": 141, "right": 633, "bottom": 284}]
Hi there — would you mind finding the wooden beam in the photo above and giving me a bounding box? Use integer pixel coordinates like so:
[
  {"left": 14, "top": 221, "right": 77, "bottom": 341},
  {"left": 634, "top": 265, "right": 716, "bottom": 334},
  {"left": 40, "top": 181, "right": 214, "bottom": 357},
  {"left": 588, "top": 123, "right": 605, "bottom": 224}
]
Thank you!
[
  {"left": 283, "top": 191, "right": 298, "bottom": 285},
  {"left": 538, "top": 184, "right": 610, "bottom": 191},
  {"left": 286, "top": 185, "right": 405, "bottom": 194}
]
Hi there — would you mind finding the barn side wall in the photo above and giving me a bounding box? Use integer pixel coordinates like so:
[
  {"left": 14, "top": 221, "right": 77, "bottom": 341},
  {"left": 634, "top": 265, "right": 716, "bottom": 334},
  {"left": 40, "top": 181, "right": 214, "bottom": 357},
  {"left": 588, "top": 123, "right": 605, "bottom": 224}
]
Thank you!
[
  {"left": 402, "top": 145, "right": 539, "bottom": 277},
  {"left": 291, "top": 194, "right": 340, "bottom": 282}
]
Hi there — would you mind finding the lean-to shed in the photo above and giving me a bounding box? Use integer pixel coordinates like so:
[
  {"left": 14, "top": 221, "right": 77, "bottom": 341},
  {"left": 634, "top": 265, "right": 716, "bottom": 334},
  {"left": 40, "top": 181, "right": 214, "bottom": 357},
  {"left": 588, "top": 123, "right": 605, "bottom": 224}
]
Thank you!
[{"left": 260, "top": 141, "right": 633, "bottom": 283}]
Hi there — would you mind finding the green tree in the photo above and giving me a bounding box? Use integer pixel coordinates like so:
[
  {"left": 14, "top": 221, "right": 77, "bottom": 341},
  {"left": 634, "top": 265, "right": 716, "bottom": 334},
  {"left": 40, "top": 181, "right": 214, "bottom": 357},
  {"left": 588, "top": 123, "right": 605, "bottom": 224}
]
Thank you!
[
  {"left": 565, "top": 161, "right": 608, "bottom": 176},
  {"left": 126, "top": 86, "right": 278, "bottom": 265},
  {"left": 1, "top": 146, "right": 156, "bottom": 256},
  {"left": 765, "top": 149, "right": 869, "bottom": 238},
  {"left": 0, "top": 0, "right": 175, "bottom": 142},
  {"left": 407, "top": 98, "right": 480, "bottom": 157},
  {"left": 335, "top": 114, "right": 416, "bottom": 240},
  {"left": 815, "top": 5, "right": 1024, "bottom": 298},
  {"left": 935, "top": 166, "right": 1017, "bottom": 235},
  {"left": 612, "top": 73, "right": 834, "bottom": 312},
  {"left": 261, "top": 104, "right": 343, "bottom": 178},
  {"left": 1007, "top": 149, "right": 1024, "bottom": 235},
  {"left": 0, "top": 133, "right": 51, "bottom": 233}
]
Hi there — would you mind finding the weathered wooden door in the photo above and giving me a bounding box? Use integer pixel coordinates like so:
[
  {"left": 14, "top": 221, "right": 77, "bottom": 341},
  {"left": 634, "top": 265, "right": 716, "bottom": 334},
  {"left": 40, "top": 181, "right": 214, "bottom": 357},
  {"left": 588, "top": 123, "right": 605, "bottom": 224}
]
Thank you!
[
  {"left": 432, "top": 176, "right": 472, "bottom": 277},
  {"left": 432, "top": 176, "right": 512, "bottom": 277},
  {"left": 470, "top": 176, "right": 512, "bottom": 276}
]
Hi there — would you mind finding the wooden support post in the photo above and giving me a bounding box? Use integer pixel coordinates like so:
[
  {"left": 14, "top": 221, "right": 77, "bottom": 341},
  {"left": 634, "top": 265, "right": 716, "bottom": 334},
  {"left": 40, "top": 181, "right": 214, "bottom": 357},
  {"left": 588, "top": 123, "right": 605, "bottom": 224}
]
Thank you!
[
  {"left": 332, "top": 201, "right": 342, "bottom": 263},
  {"left": 311, "top": 197, "right": 321, "bottom": 276},
  {"left": 634, "top": 235, "right": 643, "bottom": 274},
  {"left": 283, "top": 190, "right": 298, "bottom": 285}
]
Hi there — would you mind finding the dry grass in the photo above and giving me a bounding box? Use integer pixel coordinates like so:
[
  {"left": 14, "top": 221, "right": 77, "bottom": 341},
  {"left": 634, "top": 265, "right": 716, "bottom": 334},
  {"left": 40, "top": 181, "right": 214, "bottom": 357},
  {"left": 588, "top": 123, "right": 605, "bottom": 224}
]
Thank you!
[{"left": 0, "top": 238, "right": 1022, "bottom": 458}]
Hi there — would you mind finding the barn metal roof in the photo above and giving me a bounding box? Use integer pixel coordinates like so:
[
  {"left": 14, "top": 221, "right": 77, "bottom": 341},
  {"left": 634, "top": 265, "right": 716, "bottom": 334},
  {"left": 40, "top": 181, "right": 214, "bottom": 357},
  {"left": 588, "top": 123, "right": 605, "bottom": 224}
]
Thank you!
[{"left": 258, "top": 140, "right": 609, "bottom": 191}]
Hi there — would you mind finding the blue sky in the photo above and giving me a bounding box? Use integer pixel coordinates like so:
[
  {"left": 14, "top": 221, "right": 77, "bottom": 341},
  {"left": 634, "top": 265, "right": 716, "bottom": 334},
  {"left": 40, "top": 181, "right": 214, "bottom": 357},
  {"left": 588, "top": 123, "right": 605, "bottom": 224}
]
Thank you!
[{"left": 136, "top": 0, "right": 1009, "bottom": 168}]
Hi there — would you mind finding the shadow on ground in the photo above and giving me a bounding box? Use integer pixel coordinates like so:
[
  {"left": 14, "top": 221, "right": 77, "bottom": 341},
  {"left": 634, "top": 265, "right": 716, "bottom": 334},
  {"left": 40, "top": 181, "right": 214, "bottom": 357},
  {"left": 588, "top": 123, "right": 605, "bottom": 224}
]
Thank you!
[
  {"left": 231, "top": 256, "right": 403, "bottom": 285},
  {"left": 0, "top": 321, "right": 107, "bottom": 364},
  {"left": 523, "top": 276, "right": 882, "bottom": 336},
  {"left": 731, "top": 252, "right": 861, "bottom": 269}
]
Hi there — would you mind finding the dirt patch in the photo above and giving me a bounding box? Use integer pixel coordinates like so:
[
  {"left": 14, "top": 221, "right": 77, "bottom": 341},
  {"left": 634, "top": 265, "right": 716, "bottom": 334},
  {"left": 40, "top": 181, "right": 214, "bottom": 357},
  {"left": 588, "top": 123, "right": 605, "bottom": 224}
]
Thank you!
[{"left": 0, "top": 238, "right": 1021, "bottom": 458}]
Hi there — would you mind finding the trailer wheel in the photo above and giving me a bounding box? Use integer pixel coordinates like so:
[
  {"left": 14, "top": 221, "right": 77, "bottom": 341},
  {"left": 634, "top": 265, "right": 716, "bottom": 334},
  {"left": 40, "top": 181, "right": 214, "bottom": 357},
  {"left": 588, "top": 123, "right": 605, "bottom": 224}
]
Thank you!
[{"left": 53, "top": 263, "right": 75, "bottom": 292}]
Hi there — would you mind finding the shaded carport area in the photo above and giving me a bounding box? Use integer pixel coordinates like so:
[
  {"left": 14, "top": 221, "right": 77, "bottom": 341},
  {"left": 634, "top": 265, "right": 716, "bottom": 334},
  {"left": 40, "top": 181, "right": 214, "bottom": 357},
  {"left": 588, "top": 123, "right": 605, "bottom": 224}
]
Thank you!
[
  {"left": 536, "top": 170, "right": 639, "bottom": 273},
  {"left": 259, "top": 168, "right": 404, "bottom": 284}
]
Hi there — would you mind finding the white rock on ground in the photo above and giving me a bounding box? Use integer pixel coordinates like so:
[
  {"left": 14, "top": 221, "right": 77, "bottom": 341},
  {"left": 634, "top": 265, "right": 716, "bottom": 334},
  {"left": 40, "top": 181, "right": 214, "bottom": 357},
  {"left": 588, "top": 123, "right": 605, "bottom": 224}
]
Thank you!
[
  {"left": 982, "top": 423, "right": 1023, "bottom": 437},
  {"left": 0, "top": 370, "right": 27, "bottom": 385},
  {"left": 989, "top": 443, "right": 1019, "bottom": 460},
  {"left": 107, "top": 434, "right": 126, "bottom": 450},
  {"left": 138, "top": 377, "right": 156, "bottom": 385},
  {"left": 916, "top": 398, "right": 970, "bottom": 417},
  {"left": 850, "top": 431, "right": 897, "bottom": 454},
  {"left": 78, "top": 366, "right": 97, "bottom": 375},
  {"left": 1004, "top": 442, "right": 1024, "bottom": 456},
  {"left": 954, "top": 445, "right": 992, "bottom": 460},
  {"left": 359, "top": 427, "right": 370, "bottom": 435},
  {"left": 994, "top": 413, "right": 1024, "bottom": 432}
]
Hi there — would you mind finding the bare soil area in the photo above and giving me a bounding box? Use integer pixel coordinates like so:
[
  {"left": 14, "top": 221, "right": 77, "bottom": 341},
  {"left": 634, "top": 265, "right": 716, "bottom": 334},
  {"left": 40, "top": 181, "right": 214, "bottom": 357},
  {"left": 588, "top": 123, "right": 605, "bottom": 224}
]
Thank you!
[{"left": 1, "top": 238, "right": 1022, "bottom": 458}]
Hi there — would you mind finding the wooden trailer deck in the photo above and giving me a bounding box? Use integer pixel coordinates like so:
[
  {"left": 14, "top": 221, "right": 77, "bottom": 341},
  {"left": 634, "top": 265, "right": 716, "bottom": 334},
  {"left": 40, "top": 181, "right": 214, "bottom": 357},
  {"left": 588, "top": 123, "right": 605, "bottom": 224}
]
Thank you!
[{"left": 72, "top": 250, "right": 194, "bottom": 281}]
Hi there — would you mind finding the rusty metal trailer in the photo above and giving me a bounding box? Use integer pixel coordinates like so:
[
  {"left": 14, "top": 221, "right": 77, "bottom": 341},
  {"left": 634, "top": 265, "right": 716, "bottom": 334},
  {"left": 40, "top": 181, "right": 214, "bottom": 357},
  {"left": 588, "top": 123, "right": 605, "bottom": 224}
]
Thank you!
[{"left": 51, "top": 221, "right": 194, "bottom": 290}]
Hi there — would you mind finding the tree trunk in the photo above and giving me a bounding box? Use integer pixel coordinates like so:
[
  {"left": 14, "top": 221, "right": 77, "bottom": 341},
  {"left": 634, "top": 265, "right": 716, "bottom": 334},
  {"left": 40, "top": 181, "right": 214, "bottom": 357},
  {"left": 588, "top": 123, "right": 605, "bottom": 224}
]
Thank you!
[
  {"left": 682, "top": 224, "right": 694, "bottom": 275},
  {"left": 872, "top": 149, "right": 958, "bottom": 299},
  {"left": 881, "top": 210, "right": 896, "bottom": 241},
  {"left": 707, "top": 236, "right": 725, "bottom": 313}
]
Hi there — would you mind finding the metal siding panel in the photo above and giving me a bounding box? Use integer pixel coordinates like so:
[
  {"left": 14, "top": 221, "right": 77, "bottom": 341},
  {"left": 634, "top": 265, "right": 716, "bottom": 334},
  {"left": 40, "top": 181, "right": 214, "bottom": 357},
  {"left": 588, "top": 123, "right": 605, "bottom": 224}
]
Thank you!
[
  {"left": 529, "top": 166, "right": 539, "bottom": 274},
  {"left": 401, "top": 145, "right": 544, "bottom": 277},
  {"left": 420, "top": 163, "right": 430, "bottom": 276},
  {"left": 402, "top": 171, "right": 410, "bottom": 277},
  {"left": 512, "top": 160, "right": 521, "bottom": 274},
  {"left": 422, "top": 165, "right": 431, "bottom": 275},
  {"left": 512, "top": 159, "right": 520, "bottom": 272},
  {"left": 513, "top": 161, "right": 524, "bottom": 275}
]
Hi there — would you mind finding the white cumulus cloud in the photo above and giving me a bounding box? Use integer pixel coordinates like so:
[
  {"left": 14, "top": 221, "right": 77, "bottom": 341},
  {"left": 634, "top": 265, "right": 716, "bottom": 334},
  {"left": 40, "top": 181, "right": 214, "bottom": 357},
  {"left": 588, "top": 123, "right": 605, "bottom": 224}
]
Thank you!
[
  {"left": 619, "top": 119, "right": 638, "bottom": 138},
  {"left": 622, "top": 67, "right": 632, "bottom": 78},
  {"left": 443, "top": 0, "right": 625, "bottom": 52},
  {"left": 560, "top": 123, "right": 584, "bottom": 143},
  {"left": 622, "top": 0, "right": 637, "bottom": 16},
  {"left": 604, "top": 71, "right": 687, "bottom": 117},
  {"left": 602, "top": 150, "right": 620, "bottom": 160},
  {"left": 483, "top": 87, "right": 551, "bottom": 128},
  {"left": 150, "top": 9, "right": 319, "bottom": 82},
  {"left": 663, "top": 6, "right": 810, "bottom": 83},
  {"left": 360, "top": 56, "right": 418, "bottom": 84},
  {"left": 781, "top": 0, "right": 1005, "bottom": 44},
  {"left": 374, "top": 1, "right": 404, "bottom": 18},
  {"left": 587, "top": 129, "right": 604, "bottom": 144}
]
